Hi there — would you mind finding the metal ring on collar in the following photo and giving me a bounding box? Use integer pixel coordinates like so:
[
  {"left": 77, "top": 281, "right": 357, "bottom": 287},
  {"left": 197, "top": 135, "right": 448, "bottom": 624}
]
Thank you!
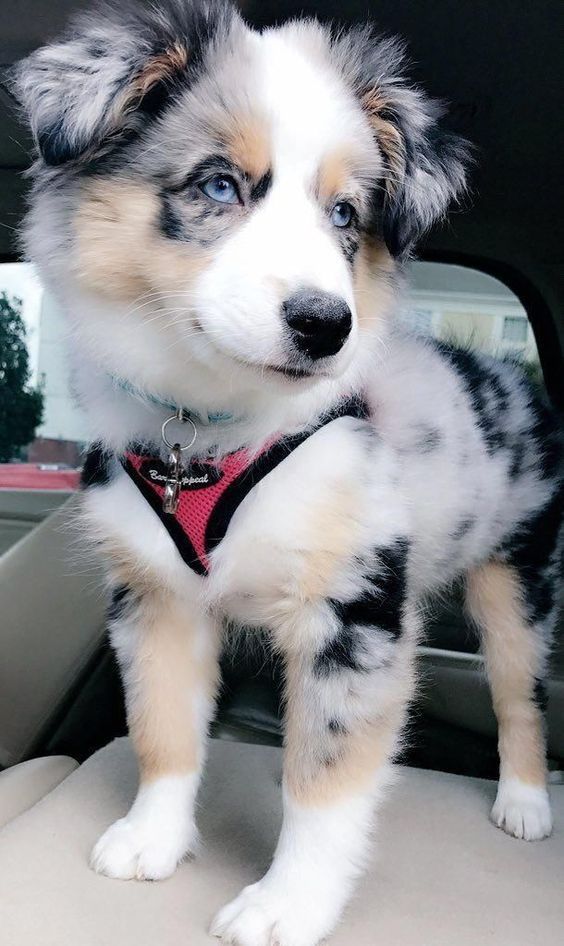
[{"left": 161, "top": 411, "right": 197, "bottom": 451}]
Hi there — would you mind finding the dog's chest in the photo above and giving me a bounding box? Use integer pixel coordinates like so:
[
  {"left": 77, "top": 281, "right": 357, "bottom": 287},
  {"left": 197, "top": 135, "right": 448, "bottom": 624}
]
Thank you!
[{"left": 204, "top": 417, "right": 406, "bottom": 626}]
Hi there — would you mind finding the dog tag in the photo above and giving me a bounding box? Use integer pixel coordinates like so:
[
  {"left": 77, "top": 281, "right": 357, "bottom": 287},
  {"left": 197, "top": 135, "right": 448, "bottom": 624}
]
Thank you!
[
  {"left": 161, "top": 408, "right": 198, "bottom": 515},
  {"left": 163, "top": 445, "right": 183, "bottom": 514}
]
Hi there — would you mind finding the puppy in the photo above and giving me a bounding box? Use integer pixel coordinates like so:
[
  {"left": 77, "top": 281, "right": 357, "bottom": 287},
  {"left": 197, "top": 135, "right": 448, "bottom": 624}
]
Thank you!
[{"left": 14, "top": 2, "right": 562, "bottom": 944}]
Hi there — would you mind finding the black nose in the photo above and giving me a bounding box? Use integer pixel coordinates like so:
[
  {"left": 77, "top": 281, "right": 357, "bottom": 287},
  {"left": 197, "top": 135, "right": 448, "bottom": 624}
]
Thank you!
[{"left": 283, "top": 290, "right": 352, "bottom": 360}]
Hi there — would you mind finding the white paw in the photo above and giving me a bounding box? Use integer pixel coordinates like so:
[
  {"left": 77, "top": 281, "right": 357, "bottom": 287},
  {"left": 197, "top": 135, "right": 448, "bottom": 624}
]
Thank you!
[
  {"left": 210, "top": 881, "right": 328, "bottom": 946},
  {"left": 491, "top": 778, "right": 553, "bottom": 841},
  {"left": 90, "top": 815, "right": 194, "bottom": 881}
]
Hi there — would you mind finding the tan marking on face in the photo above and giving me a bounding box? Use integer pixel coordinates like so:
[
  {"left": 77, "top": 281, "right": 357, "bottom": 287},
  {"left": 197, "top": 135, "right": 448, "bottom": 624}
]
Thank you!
[
  {"left": 73, "top": 178, "right": 210, "bottom": 302},
  {"left": 317, "top": 149, "right": 353, "bottom": 203},
  {"left": 353, "top": 235, "right": 396, "bottom": 331},
  {"left": 226, "top": 112, "right": 271, "bottom": 180},
  {"left": 361, "top": 89, "right": 406, "bottom": 197},
  {"left": 124, "top": 586, "right": 220, "bottom": 782},
  {"left": 466, "top": 561, "right": 547, "bottom": 787}
]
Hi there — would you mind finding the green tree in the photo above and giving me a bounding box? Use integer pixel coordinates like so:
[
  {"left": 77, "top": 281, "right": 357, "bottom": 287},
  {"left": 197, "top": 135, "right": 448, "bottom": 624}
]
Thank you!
[{"left": 0, "top": 292, "right": 44, "bottom": 462}]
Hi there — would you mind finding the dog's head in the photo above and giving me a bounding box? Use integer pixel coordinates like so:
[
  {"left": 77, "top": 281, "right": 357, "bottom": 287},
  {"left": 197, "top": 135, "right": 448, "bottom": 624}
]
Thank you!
[{"left": 14, "top": 0, "right": 469, "bottom": 406}]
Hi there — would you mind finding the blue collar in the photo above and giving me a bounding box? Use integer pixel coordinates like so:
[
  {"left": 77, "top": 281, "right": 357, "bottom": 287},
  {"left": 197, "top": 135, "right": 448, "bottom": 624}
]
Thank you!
[{"left": 111, "top": 376, "right": 237, "bottom": 426}]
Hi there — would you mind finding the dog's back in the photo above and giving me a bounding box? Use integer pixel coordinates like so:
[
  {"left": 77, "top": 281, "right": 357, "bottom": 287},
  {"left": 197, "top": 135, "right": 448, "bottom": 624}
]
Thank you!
[{"left": 371, "top": 331, "right": 563, "bottom": 602}]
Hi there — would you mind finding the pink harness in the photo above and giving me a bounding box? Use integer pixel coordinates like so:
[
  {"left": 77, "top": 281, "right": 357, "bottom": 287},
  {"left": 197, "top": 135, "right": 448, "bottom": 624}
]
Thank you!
[
  {"left": 119, "top": 398, "right": 368, "bottom": 577},
  {"left": 123, "top": 443, "right": 273, "bottom": 575}
]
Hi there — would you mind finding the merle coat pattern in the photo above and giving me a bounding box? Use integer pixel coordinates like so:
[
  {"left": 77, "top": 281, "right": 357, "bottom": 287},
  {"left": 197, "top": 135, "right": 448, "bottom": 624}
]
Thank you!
[{"left": 14, "top": 2, "right": 562, "bottom": 945}]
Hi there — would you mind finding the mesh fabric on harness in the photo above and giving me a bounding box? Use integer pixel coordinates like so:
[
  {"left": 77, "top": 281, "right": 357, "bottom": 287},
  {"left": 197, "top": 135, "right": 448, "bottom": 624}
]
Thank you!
[{"left": 119, "top": 398, "right": 368, "bottom": 577}]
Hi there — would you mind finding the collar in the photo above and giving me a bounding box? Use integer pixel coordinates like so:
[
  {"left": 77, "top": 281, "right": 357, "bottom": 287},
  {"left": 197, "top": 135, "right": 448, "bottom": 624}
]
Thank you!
[{"left": 111, "top": 376, "right": 239, "bottom": 426}]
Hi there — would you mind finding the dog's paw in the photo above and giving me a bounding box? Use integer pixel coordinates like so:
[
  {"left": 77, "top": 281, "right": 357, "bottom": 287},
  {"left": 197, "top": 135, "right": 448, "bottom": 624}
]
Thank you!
[
  {"left": 210, "top": 882, "right": 330, "bottom": 946},
  {"left": 90, "top": 815, "right": 194, "bottom": 881},
  {"left": 491, "top": 778, "right": 553, "bottom": 841}
]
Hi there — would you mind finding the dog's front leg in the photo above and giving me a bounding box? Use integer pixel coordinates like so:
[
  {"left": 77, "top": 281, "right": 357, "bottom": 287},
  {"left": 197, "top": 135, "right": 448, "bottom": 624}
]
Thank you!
[
  {"left": 212, "top": 542, "right": 418, "bottom": 946},
  {"left": 91, "top": 581, "right": 220, "bottom": 881}
]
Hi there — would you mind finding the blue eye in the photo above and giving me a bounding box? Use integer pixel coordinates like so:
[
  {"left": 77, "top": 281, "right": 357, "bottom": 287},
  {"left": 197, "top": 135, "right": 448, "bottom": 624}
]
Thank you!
[
  {"left": 331, "top": 201, "right": 354, "bottom": 228},
  {"left": 200, "top": 174, "right": 239, "bottom": 204}
]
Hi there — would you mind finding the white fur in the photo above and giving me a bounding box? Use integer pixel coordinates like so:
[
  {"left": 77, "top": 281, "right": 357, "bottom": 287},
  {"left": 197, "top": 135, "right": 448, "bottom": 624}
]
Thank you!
[
  {"left": 491, "top": 778, "right": 553, "bottom": 841},
  {"left": 192, "top": 31, "right": 380, "bottom": 381},
  {"left": 211, "top": 775, "right": 390, "bottom": 946},
  {"left": 16, "top": 6, "right": 560, "bottom": 945},
  {"left": 91, "top": 773, "right": 198, "bottom": 880}
]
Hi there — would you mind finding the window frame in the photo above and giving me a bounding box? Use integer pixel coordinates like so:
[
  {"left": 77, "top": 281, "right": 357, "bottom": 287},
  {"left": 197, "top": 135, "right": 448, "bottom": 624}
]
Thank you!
[
  {"left": 3, "top": 251, "right": 562, "bottom": 410},
  {"left": 423, "top": 250, "right": 564, "bottom": 410}
]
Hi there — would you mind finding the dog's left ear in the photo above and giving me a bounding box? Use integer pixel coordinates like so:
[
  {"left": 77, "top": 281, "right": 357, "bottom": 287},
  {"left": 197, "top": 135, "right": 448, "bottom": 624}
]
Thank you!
[
  {"left": 12, "top": 0, "right": 240, "bottom": 167},
  {"left": 351, "top": 34, "right": 471, "bottom": 258}
]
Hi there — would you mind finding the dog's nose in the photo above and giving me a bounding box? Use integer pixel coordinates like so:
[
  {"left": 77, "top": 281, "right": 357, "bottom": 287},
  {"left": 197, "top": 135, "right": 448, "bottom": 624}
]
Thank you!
[{"left": 282, "top": 290, "right": 352, "bottom": 360}]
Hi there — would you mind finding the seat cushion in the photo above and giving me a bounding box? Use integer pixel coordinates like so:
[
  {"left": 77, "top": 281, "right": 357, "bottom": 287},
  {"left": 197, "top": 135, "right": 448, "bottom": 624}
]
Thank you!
[
  {"left": 0, "top": 755, "right": 77, "bottom": 828},
  {"left": 0, "top": 496, "right": 106, "bottom": 767},
  {"left": 0, "top": 738, "right": 562, "bottom": 945}
]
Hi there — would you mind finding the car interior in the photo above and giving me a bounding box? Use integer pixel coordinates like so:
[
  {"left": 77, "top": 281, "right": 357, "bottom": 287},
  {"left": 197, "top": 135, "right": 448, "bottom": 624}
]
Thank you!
[{"left": 0, "top": 2, "right": 562, "bottom": 944}]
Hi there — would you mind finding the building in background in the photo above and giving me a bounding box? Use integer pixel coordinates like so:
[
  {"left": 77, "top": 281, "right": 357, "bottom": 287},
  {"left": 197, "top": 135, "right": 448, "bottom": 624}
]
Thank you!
[
  {"left": 407, "top": 263, "right": 538, "bottom": 364},
  {"left": 1, "top": 260, "right": 542, "bottom": 472},
  {"left": 28, "top": 292, "right": 87, "bottom": 466}
]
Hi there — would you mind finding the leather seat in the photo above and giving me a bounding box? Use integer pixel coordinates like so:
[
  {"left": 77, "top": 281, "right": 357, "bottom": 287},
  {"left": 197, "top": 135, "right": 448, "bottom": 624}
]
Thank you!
[
  {"left": 0, "top": 737, "right": 563, "bottom": 946},
  {"left": 0, "top": 755, "right": 77, "bottom": 828},
  {"left": 1, "top": 497, "right": 563, "bottom": 777}
]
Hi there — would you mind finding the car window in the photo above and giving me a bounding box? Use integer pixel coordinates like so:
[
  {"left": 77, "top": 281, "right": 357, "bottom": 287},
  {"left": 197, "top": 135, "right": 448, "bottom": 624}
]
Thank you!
[
  {"left": 0, "top": 259, "right": 545, "bottom": 554},
  {"left": 405, "top": 261, "right": 543, "bottom": 386},
  {"left": 0, "top": 263, "right": 87, "bottom": 553}
]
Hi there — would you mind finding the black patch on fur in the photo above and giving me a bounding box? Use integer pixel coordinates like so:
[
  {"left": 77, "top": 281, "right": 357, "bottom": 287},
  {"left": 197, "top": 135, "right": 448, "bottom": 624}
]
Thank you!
[
  {"left": 433, "top": 344, "right": 509, "bottom": 454},
  {"left": 452, "top": 517, "right": 475, "bottom": 539},
  {"left": 321, "top": 395, "right": 371, "bottom": 424},
  {"left": 382, "top": 128, "right": 468, "bottom": 258},
  {"left": 80, "top": 443, "right": 113, "bottom": 488},
  {"left": 107, "top": 584, "right": 133, "bottom": 624},
  {"left": 328, "top": 718, "right": 348, "bottom": 736},
  {"left": 533, "top": 678, "right": 549, "bottom": 715},
  {"left": 501, "top": 483, "right": 563, "bottom": 625},
  {"left": 139, "top": 80, "right": 176, "bottom": 119},
  {"left": 160, "top": 192, "right": 185, "bottom": 240},
  {"left": 367, "top": 539, "right": 409, "bottom": 635},
  {"left": 313, "top": 624, "right": 368, "bottom": 677},
  {"left": 315, "top": 539, "right": 409, "bottom": 678},
  {"left": 508, "top": 440, "right": 526, "bottom": 481},
  {"left": 37, "top": 121, "right": 77, "bottom": 167},
  {"left": 341, "top": 231, "right": 360, "bottom": 265},
  {"left": 528, "top": 391, "right": 563, "bottom": 482},
  {"left": 330, "top": 539, "right": 409, "bottom": 638},
  {"left": 159, "top": 190, "right": 227, "bottom": 246},
  {"left": 250, "top": 170, "right": 272, "bottom": 202}
]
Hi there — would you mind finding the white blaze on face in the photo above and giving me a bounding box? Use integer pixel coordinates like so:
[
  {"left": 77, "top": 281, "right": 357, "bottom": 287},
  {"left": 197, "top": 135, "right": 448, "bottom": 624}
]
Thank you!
[{"left": 193, "top": 29, "right": 381, "bottom": 375}]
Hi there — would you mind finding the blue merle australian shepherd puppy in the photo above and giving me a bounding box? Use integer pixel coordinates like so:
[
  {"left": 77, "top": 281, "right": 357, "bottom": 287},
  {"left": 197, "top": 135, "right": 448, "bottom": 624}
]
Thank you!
[{"left": 14, "top": 1, "right": 563, "bottom": 944}]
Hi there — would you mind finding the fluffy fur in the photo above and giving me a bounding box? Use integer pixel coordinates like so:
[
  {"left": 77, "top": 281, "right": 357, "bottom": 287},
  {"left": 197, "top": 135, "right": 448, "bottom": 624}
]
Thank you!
[{"left": 14, "top": 2, "right": 562, "bottom": 945}]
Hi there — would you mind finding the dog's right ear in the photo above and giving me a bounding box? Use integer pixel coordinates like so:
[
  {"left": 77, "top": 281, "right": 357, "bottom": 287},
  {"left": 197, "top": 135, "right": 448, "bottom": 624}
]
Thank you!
[{"left": 12, "top": 0, "right": 239, "bottom": 167}]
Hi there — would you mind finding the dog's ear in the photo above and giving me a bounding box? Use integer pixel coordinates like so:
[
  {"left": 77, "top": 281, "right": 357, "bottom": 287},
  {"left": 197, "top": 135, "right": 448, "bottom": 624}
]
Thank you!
[
  {"left": 12, "top": 0, "right": 239, "bottom": 167},
  {"left": 346, "top": 32, "right": 471, "bottom": 258}
]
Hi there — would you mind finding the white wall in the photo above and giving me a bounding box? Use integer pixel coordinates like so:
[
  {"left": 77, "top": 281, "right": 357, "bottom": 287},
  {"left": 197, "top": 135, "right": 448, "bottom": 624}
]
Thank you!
[{"left": 35, "top": 294, "right": 88, "bottom": 443}]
